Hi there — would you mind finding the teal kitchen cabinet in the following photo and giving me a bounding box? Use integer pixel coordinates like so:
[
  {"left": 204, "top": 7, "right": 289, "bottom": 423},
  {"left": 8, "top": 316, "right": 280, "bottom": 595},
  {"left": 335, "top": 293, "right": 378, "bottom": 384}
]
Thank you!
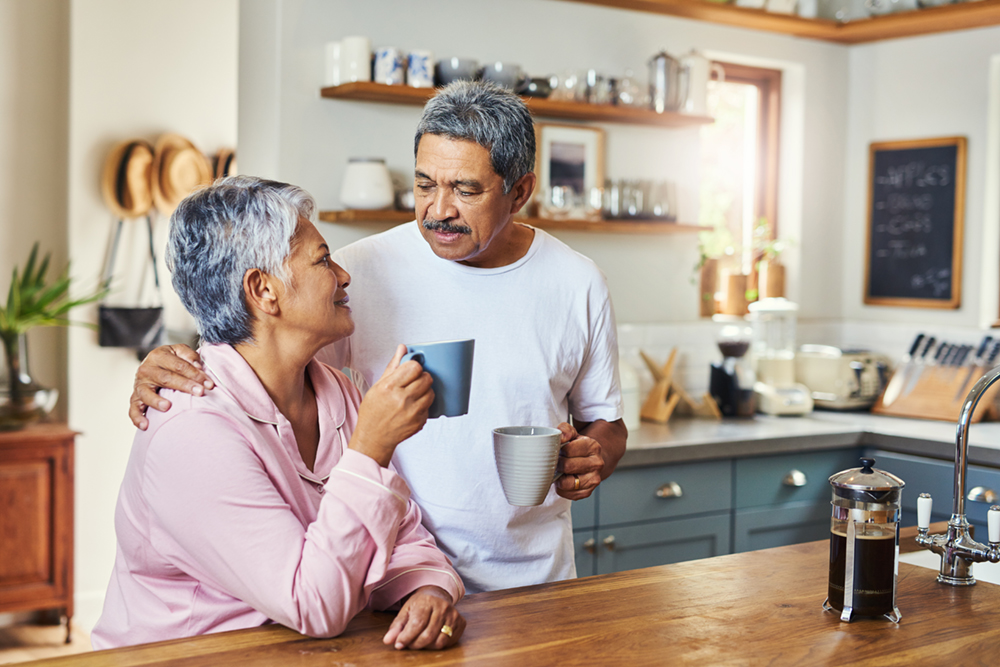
[
  {"left": 596, "top": 513, "right": 730, "bottom": 574},
  {"left": 732, "top": 448, "right": 861, "bottom": 553},
  {"left": 585, "top": 459, "right": 733, "bottom": 575},
  {"left": 866, "top": 448, "right": 1000, "bottom": 538},
  {"left": 572, "top": 491, "right": 598, "bottom": 577},
  {"left": 571, "top": 447, "right": 863, "bottom": 575}
]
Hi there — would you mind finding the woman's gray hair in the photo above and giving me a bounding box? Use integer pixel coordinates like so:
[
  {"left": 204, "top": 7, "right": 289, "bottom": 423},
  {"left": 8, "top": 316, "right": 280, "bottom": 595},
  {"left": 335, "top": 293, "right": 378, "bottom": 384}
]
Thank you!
[
  {"left": 414, "top": 80, "right": 535, "bottom": 193},
  {"left": 165, "top": 175, "right": 316, "bottom": 346}
]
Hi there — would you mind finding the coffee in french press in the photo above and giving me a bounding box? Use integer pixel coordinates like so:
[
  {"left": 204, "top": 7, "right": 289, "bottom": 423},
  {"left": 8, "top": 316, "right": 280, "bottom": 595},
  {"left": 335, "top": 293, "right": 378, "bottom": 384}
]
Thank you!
[{"left": 824, "top": 457, "right": 905, "bottom": 623}]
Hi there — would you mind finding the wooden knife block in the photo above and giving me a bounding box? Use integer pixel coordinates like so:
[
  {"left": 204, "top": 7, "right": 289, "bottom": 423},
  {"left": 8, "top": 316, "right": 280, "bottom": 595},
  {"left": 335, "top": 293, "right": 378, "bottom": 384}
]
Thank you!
[{"left": 872, "top": 364, "right": 1000, "bottom": 423}]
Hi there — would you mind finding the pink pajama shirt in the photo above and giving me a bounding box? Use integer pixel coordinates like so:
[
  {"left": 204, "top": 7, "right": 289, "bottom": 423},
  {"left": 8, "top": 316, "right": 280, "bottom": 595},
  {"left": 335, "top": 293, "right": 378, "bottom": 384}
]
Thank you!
[{"left": 91, "top": 344, "right": 463, "bottom": 649}]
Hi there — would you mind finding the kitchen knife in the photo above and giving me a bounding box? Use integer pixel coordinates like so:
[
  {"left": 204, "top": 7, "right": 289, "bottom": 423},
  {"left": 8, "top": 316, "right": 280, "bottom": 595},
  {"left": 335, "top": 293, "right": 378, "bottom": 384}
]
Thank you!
[
  {"left": 952, "top": 335, "right": 993, "bottom": 401},
  {"left": 924, "top": 342, "right": 956, "bottom": 387},
  {"left": 881, "top": 333, "right": 925, "bottom": 407},
  {"left": 955, "top": 339, "right": 1000, "bottom": 403},
  {"left": 949, "top": 345, "right": 974, "bottom": 381},
  {"left": 942, "top": 345, "right": 966, "bottom": 379},
  {"left": 898, "top": 335, "right": 937, "bottom": 400}
]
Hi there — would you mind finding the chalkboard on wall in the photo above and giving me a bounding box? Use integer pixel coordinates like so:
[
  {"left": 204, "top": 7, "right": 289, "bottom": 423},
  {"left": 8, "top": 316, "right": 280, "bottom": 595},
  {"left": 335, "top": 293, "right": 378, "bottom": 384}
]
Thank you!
[{"left": 864, "top": 136, "right": 966, "bottom": 309}]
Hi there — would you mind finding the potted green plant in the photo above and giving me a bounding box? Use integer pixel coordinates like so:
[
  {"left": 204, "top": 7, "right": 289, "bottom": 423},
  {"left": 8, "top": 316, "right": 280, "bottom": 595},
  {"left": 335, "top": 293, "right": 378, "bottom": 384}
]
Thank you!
[
  {"left": 751, "top": 218, "right": 791, "bottom": 300},
  {"left": 692, "top": 225, "right": 737, "bottom": 317},
  {"left": 0, "top": 243, "right": 106, "bottom": 430}
]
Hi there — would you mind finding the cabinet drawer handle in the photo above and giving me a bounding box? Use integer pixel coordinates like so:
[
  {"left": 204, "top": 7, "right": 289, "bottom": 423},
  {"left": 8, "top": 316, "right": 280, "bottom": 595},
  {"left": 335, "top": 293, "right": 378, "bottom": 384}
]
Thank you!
[
  {"left": 655, "top": 481, "right": 683, "bottom": 499},
  {"left": 967, "top": 486, "right": 999, "bottom": 504},
  {"left": 583, "top": 538, "right": 596, "bottom": 554},
  {"left": 782, "top": 470, "right": 807, "bottom": 487},
  {"left": 603, "top": 535, "right": 616, "bottom": 551}
]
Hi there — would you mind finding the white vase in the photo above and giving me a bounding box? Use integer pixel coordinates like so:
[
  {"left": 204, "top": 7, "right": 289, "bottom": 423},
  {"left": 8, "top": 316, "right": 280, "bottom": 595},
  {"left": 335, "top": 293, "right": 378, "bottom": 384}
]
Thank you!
[{"left": 340, "top": 158, "right": 394, "bottom": 210}]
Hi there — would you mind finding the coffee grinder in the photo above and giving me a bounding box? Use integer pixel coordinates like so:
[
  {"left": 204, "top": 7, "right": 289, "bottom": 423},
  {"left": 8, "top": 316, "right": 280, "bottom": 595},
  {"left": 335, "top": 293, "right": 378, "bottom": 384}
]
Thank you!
[
  {"left": 824, "top": 457, "right": 905, "bottom": 623},
  {"left": 747, "top": 298, "right": 813, "bottom": 415},
  {"left": 709, "top": 323, "right": 756, "bottom": 417}
]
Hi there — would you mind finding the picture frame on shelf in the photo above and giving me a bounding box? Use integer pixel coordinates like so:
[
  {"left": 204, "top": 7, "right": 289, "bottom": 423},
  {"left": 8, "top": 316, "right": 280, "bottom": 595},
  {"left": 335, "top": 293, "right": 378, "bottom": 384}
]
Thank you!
[{"left": 534, "top": 123, "right": 605, "bottom": 220}]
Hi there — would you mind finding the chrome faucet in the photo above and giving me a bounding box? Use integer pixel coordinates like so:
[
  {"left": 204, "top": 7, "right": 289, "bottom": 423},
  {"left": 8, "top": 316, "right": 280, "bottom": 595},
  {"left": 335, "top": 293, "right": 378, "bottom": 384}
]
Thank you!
[{"left": 916, "top": 364, "right": 1000, "bottom": 584}]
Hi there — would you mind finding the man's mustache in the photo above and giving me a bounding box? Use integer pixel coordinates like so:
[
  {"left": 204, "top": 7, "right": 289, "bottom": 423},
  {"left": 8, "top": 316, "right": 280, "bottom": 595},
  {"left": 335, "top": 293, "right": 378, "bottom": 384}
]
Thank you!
[{"left": 422, "top": 217, "right": 472, "bottom": 235}]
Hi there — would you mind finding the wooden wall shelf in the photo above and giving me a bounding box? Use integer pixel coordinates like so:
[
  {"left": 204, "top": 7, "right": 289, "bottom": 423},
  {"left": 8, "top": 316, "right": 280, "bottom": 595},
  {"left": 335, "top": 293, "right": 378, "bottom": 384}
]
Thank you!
[
  {"left": 566, "top": 0, "right": 1000, "bottom": 44},
  {"left": 320, "top": 82, "right": 713, "bottom": 128},
  {"left": 319, "top": 209, "right": 414, "bottom": 223},
  {"left": 319, "top": 209, "right": 702, "bottom": 234}
]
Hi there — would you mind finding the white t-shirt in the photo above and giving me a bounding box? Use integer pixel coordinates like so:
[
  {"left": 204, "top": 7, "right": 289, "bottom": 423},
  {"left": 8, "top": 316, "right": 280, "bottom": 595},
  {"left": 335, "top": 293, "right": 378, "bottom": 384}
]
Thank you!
[{"left": 322, "top": 221, "right": 622, "bottom": 593}]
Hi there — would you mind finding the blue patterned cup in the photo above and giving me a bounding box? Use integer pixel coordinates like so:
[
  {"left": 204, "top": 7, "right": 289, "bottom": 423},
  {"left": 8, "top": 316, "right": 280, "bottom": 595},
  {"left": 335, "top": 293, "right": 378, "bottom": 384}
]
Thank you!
[
  {"left": 407, "top": 50, "right": 435, "bottom": 88},
  {"left": 374, "top": 46, "right": 405, "bottom": 85}
]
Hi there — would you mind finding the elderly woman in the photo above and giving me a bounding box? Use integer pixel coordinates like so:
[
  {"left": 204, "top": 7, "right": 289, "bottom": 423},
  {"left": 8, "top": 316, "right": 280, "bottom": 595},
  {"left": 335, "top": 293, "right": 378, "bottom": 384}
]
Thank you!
[{"left": 90, "top": 176, "right": 465, "bottom": 650}]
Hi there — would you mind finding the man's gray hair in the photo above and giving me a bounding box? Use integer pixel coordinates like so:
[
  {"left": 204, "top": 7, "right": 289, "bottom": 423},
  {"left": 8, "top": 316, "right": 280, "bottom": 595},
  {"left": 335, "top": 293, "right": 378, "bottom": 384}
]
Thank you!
[
  {"left": 414, "top": 80, "right": 535, "bottom": 194},
  {"left": 165, "top": 175, "right": 316, "bottom": 346}
]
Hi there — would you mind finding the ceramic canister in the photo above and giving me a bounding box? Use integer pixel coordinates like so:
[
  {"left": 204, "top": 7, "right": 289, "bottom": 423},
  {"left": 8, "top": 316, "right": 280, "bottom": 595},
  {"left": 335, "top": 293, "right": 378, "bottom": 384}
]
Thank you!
[
  {"left": 340, "top": 36, "right": 372, "bottom": 83},
  {"left": 324, "top": 41, "right": 342, "bottom": 87},
  {"left": 340, "top": 158, "right": 394, "bottom": 210}
]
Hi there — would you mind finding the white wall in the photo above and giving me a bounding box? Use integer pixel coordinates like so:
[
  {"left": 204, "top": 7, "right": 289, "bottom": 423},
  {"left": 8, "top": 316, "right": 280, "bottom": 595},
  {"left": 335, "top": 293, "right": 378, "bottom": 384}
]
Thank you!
[
  {"left": 239, "top": 0, "right": 851, "bottom": 325},
  {"left": 65, "top": 0, "right": 238, "bottom": 630},
  {"left": 842, "top": 28, "right": 1000, "bottom": 329},
  {"left": 0, "top": 0, "right": 70, "bottom": 416}
]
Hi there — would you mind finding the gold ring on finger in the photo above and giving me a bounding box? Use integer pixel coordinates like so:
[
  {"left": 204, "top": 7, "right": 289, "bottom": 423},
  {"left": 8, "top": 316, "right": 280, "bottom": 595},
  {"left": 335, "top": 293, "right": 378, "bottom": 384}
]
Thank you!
[
  {"left": 440, "top": 624, "right": 454, "bottom": 637},
  {"left": 573, "top": 475, "right": 580, "bottom": 491}
]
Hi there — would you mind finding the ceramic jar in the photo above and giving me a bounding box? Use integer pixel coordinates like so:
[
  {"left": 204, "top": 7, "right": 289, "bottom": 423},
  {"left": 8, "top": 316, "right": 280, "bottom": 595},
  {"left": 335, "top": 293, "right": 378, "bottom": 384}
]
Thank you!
[{"left": 340, "top": 158, "right": 394, "bottom": 210}]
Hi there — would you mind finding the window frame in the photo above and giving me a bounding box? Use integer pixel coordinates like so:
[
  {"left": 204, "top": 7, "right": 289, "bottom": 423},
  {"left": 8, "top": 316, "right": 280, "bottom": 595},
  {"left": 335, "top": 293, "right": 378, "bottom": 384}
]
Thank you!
[{"left": 711, "top": 62, "right": 782, "bottom": 237}]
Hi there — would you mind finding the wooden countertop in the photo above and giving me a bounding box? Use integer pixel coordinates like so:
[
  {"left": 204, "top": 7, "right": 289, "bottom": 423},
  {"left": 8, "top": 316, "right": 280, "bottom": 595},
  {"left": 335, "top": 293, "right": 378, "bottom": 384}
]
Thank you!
[{"left": 27, "top": 525, "right": 1000, "bottom": 666}]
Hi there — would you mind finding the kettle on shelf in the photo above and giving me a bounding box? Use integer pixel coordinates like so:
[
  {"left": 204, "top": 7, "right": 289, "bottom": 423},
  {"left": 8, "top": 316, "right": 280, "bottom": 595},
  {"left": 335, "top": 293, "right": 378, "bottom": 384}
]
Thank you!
[{"left": 647, "top": 50, "right": 689, "bottom": 114}]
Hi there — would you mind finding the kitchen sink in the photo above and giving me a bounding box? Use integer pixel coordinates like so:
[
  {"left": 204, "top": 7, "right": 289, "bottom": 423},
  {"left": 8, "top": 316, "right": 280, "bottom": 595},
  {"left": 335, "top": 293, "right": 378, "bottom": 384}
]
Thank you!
[{"left": 899, "top": 550, "right": 1000, "bottom": 585}]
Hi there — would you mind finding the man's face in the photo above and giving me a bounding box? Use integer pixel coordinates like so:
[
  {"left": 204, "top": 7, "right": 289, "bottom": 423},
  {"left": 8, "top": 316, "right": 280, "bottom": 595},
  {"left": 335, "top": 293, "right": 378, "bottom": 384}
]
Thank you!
[{"left": 413, "top": 134, "right": 533, "bottom": 269}]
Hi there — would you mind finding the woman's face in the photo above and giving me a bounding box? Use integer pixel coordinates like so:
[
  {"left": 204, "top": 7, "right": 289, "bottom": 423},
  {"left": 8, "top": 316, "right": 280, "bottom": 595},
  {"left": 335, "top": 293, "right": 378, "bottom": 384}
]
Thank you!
[{"left": 278, "top": 218, "right": 354, "bottom": 347}]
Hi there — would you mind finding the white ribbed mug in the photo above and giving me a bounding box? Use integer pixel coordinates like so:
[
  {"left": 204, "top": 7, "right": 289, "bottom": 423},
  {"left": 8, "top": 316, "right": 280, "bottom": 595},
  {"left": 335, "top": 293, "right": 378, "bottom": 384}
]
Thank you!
[{"left": 493, "top": 426, "right": 562, "bottom": 506}]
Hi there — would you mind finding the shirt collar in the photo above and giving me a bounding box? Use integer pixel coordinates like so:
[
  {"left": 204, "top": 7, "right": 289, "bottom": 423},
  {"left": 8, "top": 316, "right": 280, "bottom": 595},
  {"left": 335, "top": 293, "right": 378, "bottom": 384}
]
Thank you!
[{"left": 199, "top": 343, "right": 347, "bottom": 431}]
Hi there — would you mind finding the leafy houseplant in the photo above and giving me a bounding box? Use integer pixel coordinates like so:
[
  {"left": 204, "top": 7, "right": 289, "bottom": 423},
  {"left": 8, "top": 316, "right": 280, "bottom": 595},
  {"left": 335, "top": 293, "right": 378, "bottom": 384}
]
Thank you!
[
  {"left": 0, "top": 243, "right": 106, "bottom": 430},
  {"left": 751, "top": 218, "right": 791, "bottom": 300}
]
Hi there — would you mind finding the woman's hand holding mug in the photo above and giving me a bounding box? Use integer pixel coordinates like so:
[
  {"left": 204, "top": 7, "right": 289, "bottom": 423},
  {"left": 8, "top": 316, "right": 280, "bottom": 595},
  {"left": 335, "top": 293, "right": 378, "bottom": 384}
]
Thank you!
[{"left": 348, "top": 344, "right": 435, "bottom": 467}]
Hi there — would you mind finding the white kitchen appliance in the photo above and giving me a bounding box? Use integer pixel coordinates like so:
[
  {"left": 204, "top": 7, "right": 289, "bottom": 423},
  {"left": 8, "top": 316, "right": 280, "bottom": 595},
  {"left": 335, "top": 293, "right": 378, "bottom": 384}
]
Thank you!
[
  {"left": 748, "top": 298, "right": 813, "bottom": 416},
  {"left": 796, "top": 345, "right": 890, "bottom": 410}
]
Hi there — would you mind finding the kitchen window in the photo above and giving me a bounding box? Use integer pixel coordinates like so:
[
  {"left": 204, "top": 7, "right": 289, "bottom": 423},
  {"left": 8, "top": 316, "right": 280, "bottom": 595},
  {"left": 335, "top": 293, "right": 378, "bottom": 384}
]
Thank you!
[{"left": 699, "top": 63, "right": 782, "bottom": 276}]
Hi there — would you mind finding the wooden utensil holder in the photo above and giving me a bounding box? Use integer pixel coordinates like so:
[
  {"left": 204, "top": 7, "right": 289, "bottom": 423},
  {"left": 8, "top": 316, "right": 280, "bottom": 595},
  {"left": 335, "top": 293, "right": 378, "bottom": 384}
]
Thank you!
[{"left": 639, "top": 349, "right": 721, "bottom": 423}]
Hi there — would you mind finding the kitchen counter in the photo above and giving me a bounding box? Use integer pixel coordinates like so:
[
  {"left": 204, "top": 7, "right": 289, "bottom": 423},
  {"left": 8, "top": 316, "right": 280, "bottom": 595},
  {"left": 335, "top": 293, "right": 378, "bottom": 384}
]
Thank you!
[
  {"left": 623, "top": 411, "right": 1000, "bottom": 468},
  {"left": 27, "top": 525, "right": 1000, "bottom": 666}
]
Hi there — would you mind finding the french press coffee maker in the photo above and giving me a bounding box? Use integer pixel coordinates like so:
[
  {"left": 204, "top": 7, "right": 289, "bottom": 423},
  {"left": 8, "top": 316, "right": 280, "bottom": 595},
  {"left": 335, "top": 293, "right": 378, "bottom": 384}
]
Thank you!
[{"left": 824, "top": 457, "right": 905, "bottom": 623}]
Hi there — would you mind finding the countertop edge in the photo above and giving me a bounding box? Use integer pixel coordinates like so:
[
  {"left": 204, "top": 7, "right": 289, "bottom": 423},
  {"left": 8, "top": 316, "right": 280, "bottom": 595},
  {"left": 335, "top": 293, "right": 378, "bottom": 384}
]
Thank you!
[{"left": 619, "top": 414, "right": 1000, "bottom": 469}]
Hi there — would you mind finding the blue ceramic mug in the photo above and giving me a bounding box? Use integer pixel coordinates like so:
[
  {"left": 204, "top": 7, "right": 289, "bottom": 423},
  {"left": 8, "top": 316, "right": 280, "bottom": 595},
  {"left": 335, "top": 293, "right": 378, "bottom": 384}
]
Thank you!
[{"left": 402, "top": 339, "right": 475, "bottom": 419}]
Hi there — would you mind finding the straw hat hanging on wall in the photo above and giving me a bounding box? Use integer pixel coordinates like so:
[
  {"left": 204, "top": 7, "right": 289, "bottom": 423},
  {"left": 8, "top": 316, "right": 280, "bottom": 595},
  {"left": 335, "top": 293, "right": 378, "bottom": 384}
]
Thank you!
[
  {"left": 101, "top": 139, "right": 155, "bottom": 219},
  {"left": 213, "top": 148, "right": 237, "bottom": 180},
  {"left": 151, "top": 133, "right": 213, "bottom": 216}
]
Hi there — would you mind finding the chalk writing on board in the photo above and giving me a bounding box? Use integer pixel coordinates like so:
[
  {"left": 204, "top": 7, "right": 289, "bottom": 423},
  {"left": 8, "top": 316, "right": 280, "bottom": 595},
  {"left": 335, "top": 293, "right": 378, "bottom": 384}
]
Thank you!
[
  {"left": 910, "top": 268, "right": 952, "bottom": 297},
  {"left": 866, "top": 138, "right": 963, "bottom": 308}
]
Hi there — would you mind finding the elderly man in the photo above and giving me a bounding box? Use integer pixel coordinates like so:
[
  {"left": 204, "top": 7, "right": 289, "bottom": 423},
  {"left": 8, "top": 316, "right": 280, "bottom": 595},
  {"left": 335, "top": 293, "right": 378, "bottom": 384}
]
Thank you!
[{"left": 130, "top": 80, "right": 627, "bottom": 593}]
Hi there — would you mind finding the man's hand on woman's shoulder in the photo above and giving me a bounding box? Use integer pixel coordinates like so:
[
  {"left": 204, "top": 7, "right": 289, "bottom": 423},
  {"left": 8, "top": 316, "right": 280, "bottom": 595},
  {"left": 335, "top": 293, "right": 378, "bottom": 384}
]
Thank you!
[{"left": 130, "top": 344, "right": 215, "bottom": 430}]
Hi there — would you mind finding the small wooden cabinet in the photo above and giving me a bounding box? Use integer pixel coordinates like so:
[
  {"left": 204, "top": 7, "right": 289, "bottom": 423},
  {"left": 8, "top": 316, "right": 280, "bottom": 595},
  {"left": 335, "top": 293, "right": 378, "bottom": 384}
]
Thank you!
[{"left": 0, "top": 424, "right": 75, "bottom": 642}]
